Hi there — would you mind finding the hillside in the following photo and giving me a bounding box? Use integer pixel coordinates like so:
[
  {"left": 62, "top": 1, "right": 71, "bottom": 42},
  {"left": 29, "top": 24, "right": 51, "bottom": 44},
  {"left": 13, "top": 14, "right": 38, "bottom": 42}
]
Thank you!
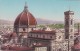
[
  {"left": 0, "top": 18, "right": 64, "bottom": 25},
  {"left": 36, "top": 18, "right": 64, "bottom": 24},
  {"left": 0, "top": 19, "right": 13, "bottom": 25}
]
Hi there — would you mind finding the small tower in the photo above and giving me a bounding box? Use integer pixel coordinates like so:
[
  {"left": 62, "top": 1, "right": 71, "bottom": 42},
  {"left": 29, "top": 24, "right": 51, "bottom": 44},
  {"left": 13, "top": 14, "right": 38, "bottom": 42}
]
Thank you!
[{"left": 64, "top": 10, "right": 74, "bottom": 50}]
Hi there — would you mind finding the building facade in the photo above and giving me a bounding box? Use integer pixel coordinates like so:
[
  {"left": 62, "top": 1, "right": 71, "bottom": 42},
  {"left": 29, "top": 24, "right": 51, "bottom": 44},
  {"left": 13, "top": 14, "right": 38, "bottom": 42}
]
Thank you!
[
  {"left": 0, "top": 3, "right": 76, "bottom": 51},
  {"left": 64, "top": 10, "right": 74, "bottom": 51},
  {"left": 13, "top": 3, "right": 56, "bottom": 51}
]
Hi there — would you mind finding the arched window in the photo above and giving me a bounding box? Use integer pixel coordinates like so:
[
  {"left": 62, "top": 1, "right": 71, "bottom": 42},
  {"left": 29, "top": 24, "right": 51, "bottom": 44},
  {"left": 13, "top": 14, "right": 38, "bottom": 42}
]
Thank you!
[
  {"left": 31, "top": 34, "right": 32, "bottom": 37},
  {"left": 50, "top": 36, "right": 52, "bottom": 39},
  {"left": 70, "top": 36, "right": 73, "bottom": 39},
  {"left": 23, "top": 28, "right": 26, "bottom": 31},
  {"left": 59, "top": 36, "right": 61, "bottom": 39},
  {"left": 71, "top": 19, "right": 73, "bottom": 25},
  {"left": 43, "top": 35, "right": 45, "bottom": 38},
  {"left": 58, "top": 48, "right": 62, "bottom": 51},
  {"left": 36, "top": 35, "right": 38, "bottom": 38}
]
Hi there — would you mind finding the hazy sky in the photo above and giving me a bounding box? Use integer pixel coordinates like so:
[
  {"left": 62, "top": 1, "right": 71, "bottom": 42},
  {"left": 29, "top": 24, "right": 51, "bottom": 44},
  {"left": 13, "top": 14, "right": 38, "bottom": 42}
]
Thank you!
[{"left": 0, "top": 0, "right": 80, "bottom": 21}]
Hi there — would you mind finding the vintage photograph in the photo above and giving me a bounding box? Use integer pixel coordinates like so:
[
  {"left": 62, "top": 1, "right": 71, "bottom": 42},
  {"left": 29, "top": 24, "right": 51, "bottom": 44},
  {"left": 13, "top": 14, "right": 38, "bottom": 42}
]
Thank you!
[{"left": 0, "top": 0, "right": 80, "bottom": 51}]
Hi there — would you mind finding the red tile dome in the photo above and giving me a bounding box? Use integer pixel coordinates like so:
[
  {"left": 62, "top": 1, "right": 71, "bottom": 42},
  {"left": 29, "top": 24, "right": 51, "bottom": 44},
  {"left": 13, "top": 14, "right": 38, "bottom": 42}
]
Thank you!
[{"left": 14, "top": 4, "right": 37, "bottom": 27}]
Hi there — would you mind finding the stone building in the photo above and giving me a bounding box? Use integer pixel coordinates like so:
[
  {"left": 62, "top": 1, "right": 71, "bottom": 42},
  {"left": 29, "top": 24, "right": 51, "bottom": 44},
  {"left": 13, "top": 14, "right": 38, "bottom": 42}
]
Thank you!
[
  {"left": 0, "top": 2, "right": 76, "bottom": 51},
  {"left": 64, "top": 10, "right": 74, "bottom": 51},
  {"left": 13, "top": 2, "right": 56, "bottom": 51},
  {"left": 51, "top": 10, "right": 75, "bottom": 51}
]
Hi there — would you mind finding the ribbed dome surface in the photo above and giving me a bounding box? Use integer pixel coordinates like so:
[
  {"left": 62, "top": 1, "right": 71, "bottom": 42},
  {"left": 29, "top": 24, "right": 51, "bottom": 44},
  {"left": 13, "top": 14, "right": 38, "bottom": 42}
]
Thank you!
[
  {"left": 14, "top": 12, "right": 37, "bottom": 26},
  {"left": 14, "top": 4, "right": 37, "bottom": 27}
]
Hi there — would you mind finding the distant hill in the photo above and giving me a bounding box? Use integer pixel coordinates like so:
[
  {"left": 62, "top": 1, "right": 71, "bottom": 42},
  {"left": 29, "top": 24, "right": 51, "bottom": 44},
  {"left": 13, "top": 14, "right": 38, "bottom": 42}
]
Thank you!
[
  {"left": 0, "top": 19, "right": 13, "bottom": 25},
  {"left": 0, "top": 18, "right": 64, "bottom": 25},
  {"left": 36, "top": 18, "right": 64, "bottom": 24},
  {"left": 75, "top": 19, "right": 80, "bottom": 23}
]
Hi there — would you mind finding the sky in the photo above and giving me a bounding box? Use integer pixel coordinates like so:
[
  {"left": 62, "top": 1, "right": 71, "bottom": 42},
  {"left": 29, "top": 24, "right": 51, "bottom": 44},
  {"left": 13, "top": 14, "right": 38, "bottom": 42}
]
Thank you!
[{"left": 0, "top": 0, "right": 80, "bottom": 21}]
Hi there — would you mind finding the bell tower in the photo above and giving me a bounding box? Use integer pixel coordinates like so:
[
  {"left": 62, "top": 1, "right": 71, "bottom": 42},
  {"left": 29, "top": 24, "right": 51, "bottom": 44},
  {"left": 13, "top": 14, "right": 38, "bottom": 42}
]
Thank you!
[{"left": 64, "top": 10, "right": 74, "bottom": 50}]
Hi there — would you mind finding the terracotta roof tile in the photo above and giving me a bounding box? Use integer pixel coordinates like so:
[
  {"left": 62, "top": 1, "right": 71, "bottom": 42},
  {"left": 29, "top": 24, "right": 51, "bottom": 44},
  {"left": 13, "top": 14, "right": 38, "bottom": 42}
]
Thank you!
[{"left": 29, "top": 30, "right": 56, "bottom": 34}]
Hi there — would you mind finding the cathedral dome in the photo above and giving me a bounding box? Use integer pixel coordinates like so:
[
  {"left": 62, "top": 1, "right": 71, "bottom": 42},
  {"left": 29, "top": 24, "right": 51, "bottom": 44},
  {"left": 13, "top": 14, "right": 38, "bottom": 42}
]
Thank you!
[{"left": 14, "top": 4, "right": 37, "bottom": 27}]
